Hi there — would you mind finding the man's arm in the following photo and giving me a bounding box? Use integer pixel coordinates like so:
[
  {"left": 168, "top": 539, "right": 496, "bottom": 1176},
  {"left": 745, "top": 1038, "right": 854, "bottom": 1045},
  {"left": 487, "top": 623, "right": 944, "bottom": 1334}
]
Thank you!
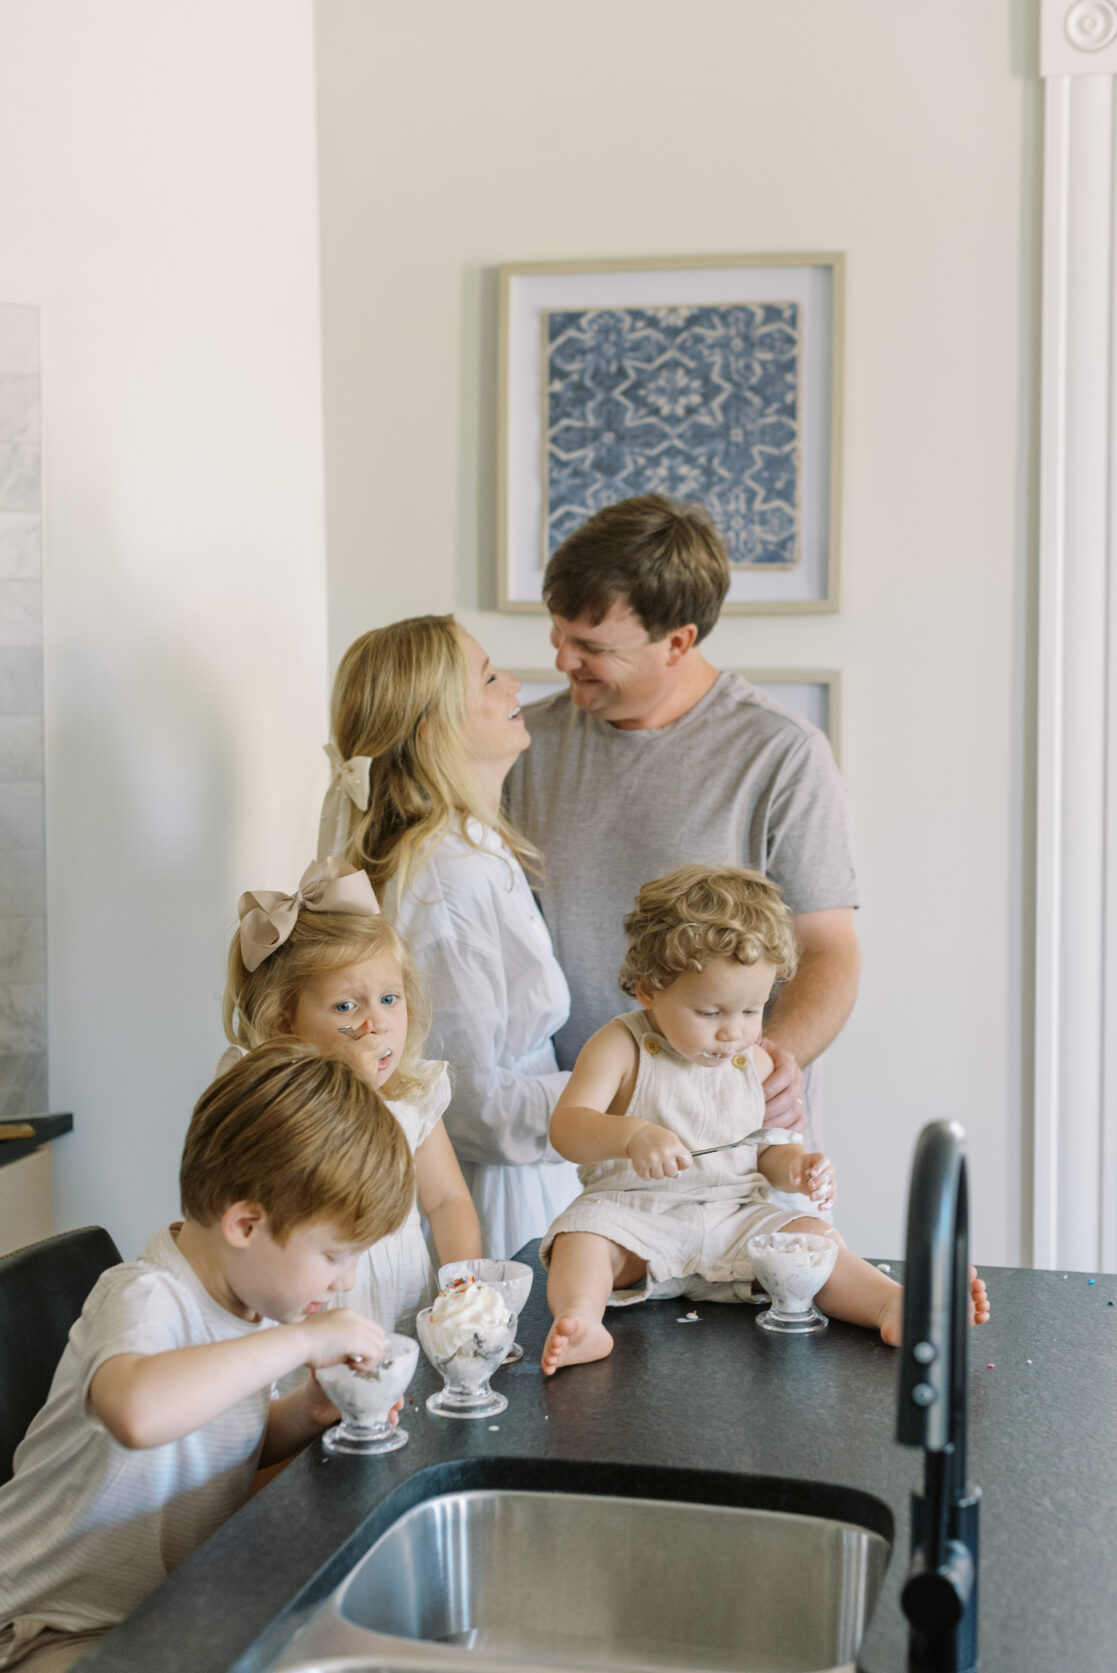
[{"left": 760, "top": 908, "right": 861, "bottom": 1125}]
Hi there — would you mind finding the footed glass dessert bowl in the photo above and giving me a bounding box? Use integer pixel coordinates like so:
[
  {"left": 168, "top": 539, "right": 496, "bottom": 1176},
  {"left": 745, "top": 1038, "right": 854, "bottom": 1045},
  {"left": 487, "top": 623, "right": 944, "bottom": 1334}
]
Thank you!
[
  {"left": 746, "top": 1231, "right": 839, "bottom": 1335},
  {"left": 417, "top": 1277, "right": 515, "bottom": 1419},
  {"left": 316, "top": 1333, "right": 419, "bottom": 1455},
  {"left": 438, "top": 1257, "right": 533, "bottom": 1363}
]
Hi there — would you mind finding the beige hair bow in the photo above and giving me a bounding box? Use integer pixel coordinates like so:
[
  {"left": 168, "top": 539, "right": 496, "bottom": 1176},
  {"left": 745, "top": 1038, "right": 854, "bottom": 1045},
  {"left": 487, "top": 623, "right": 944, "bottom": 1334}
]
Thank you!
[
  {"left": 238, "top": 857, "right": 379, "bottom": 972},
  {"left": 317, "top": 742, "right": 372, "bottom": 863}
]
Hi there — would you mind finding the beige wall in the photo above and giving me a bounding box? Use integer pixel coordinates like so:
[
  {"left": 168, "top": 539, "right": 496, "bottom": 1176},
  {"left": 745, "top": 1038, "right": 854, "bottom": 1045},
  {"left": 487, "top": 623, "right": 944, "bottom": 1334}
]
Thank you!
[
  {"left": 0, "top": 1, "right": 329, "bottom": 1258},
  {"left": 315, "top": 0, "right": 1039, "bottom": 1263}
]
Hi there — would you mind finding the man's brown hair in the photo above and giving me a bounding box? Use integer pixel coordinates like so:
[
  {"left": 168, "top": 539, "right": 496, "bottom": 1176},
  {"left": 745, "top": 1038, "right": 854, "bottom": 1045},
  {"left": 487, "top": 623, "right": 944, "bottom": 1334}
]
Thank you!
[
  {"left": 180, "top": 1038, "right": 413, "bottom": 1245},
  {"left": 542, "top": 494, "right": 730, "bottom": 643}
]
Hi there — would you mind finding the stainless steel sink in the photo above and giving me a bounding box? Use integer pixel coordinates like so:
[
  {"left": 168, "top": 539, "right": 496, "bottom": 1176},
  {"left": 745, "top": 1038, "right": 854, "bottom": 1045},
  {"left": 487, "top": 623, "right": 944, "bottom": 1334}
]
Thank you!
[{"left": 269, "top": 1478, "right": 890, "bottom": 1673}]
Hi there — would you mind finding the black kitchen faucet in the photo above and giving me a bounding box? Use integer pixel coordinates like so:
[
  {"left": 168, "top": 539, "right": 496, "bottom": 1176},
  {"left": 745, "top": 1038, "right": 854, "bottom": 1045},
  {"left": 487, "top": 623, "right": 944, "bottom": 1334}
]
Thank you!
[{"left": 896, "top": 1120, "right": 981, "bottom": 1671}]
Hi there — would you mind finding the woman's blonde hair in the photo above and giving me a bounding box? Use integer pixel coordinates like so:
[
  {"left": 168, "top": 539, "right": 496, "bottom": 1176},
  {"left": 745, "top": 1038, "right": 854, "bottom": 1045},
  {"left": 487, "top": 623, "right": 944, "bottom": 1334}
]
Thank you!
[
  {"left": 329, "top": 614, "right": 538, "bottom": 895},
  {"left": 181, "top": 1038, "right": 414, "bottom": 1246},
  {"left": 223, "top": 910, "right": 433, "bottom": 1102},
  {"left": 619, "top": 864, "right": 799, "bottom": 996}
]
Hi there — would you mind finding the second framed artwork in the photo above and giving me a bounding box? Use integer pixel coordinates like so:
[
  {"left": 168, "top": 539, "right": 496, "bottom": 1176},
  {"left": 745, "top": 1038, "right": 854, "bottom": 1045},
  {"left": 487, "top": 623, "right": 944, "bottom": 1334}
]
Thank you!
[
  {"left": 509, "top": 669, "right": 843, "bottom": 765},
  {"left": 497, "top": 253, "right": 843, "bottom": 615}
]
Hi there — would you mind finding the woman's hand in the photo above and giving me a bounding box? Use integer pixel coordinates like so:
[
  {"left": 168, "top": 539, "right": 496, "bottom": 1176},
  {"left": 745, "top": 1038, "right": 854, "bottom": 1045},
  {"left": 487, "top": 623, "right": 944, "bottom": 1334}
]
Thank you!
[{"left": 625, "top": 1122, "right": 693, "bottom": 1181}]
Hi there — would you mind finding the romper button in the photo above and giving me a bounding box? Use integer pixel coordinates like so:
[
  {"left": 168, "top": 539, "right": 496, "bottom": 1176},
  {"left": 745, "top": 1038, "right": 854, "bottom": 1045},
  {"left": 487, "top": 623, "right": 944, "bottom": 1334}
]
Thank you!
[
  {"left": 731, "top": 1053, "right": 748, "bottom": 1068},
  {"left": 644, "top": 1037, "right": 661, "bottom": 1055}
]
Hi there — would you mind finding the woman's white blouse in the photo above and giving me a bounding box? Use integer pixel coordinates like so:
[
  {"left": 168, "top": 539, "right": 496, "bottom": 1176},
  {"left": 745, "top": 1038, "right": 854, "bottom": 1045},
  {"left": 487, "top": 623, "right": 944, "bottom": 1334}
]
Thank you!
[{"left": 385, "top": 820, "right": 580, "bottom": 1258}]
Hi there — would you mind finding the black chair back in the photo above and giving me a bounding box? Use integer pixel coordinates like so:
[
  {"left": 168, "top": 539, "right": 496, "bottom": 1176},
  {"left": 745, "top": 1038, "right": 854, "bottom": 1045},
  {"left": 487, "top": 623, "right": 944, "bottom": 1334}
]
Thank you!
[{"left": 0, "top": 1225, "right": 122, "bottom": 1483}]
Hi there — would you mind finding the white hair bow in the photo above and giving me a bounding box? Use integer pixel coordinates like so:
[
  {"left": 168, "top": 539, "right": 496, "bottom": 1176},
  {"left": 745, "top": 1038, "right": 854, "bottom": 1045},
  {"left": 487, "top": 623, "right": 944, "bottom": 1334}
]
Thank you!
[{"left": 317, "top": 741, "right": 372, "bottom": 862}]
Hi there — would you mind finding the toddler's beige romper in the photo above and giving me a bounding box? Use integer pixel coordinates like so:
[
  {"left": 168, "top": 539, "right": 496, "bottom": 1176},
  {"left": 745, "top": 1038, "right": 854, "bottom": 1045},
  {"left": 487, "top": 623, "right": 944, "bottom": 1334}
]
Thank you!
[{"left": 540, "top": 1009, "right": 808, "bottom": 1305}]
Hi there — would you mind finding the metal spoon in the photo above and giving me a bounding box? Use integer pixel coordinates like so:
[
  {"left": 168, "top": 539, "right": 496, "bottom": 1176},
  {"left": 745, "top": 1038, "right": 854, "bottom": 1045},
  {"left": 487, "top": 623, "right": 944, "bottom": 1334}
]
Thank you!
[
  {"left": 689, "top": 1127, "right": 804, "bottom": 1159},
  {"left": 619, "top": 1127, "right": 803, "bottom": 1188}
]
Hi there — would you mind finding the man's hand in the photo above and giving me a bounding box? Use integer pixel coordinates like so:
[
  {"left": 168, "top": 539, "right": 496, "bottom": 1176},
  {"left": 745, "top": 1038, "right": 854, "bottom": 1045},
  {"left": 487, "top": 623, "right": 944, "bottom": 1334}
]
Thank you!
[
  {"left": 759, "top": 1037, "right": 807, "bottom": 1132},
  {"left": 625, "top": 1121, "right": 693, "bottom": 1181}
]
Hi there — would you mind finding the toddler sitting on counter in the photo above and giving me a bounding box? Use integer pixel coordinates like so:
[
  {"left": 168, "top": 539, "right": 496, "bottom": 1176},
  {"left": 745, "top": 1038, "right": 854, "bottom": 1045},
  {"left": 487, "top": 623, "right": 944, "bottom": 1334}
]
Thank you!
[
  {"left": 0, "top": 1041, "right": 412, "bottom": 1673},
  {"left": 540, "top": 864, "right": 991, "bottom": 1374}
]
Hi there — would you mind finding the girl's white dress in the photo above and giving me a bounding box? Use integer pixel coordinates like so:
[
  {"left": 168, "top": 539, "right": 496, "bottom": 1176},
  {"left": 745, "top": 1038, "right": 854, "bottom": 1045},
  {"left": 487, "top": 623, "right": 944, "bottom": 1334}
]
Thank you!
[
  {"left": 347, "top": 1061, "right": 450, "bottom": 1333},
  {"left": 385, "top": 819, "right": 581, "bottom": 1260}
]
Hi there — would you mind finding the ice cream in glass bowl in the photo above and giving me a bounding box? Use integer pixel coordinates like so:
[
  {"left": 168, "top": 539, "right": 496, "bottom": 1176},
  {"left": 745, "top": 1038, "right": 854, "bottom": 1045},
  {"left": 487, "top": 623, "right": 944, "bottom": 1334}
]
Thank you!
[
  {"left": 316, "top": 1333, "right": 419, "bottom": 1454},
  {"left": 437, "top": 1258, "right": 533, "bottom": 1363},
  {"left": 746, "top": 1231, "right": 839, "bottom": 1334},
  {"left": 417, "top": 1276, "right": 515, "bottom": 1418}
]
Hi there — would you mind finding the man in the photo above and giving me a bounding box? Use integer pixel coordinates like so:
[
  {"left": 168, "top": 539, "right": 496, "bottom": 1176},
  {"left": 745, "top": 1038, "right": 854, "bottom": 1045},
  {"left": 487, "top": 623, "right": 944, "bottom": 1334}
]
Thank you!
[{"left": 504, "top": 493, "right": 859, "bottom": 1138}]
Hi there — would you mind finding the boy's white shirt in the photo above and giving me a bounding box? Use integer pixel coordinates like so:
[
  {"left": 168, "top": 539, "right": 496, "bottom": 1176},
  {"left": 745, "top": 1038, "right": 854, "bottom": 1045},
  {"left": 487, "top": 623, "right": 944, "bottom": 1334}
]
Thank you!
[{"left": 0, "top": 1226, "right": 272, "bottom": 1643}]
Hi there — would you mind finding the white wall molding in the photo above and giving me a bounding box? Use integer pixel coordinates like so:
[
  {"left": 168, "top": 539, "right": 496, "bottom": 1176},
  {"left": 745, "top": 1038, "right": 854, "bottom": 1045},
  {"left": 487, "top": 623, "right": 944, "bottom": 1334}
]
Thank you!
[{"left": 1036, "top": 1, "right": 1117, "bottom": 1268}]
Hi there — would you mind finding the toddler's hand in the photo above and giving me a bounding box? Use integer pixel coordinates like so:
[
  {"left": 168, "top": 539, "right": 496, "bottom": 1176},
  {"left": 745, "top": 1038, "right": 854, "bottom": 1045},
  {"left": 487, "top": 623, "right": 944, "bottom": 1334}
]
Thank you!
[
  {"left": 298, "top": 1307, "right": 388, "bottom": 1371},
  {"left": 788, "top": 1150, "right": 836, "bottom": 1210},
  {"left": 625, "top": 1122, "right": 693, "bottom": 1181}
]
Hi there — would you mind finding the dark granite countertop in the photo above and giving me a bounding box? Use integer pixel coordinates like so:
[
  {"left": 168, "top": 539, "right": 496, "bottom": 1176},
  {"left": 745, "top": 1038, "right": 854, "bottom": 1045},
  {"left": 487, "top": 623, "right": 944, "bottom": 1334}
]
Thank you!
[
  {"left": 78, "top": 1253, "right": 1117, "bottom": 1673},
  {"left": 0, "top": 1112, "right": 72, "bottom": 1168}
]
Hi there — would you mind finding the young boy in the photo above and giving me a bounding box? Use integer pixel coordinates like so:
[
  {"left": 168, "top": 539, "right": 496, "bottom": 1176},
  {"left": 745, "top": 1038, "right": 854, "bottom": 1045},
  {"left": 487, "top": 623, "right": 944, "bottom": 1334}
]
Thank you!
[
  {"left": 540, "top": 864, "right": 989, "bottom": 1373},
  {"left": 0, "top": 1038, "right": 414, "bottom": 1672}
]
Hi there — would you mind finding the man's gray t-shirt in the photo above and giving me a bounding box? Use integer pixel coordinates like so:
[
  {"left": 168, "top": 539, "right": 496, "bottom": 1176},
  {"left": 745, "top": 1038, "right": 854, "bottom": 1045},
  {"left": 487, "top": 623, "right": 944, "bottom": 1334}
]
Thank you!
[{"left": 504, "top": 671, "right": 858, "bottom": 1074}]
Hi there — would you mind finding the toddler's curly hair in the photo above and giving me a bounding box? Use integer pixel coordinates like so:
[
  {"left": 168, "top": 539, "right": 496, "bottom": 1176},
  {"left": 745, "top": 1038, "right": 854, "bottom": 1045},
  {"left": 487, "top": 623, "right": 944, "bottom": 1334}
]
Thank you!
[{"left": 618, "top": 864, "right": 798, "bottom": 997}]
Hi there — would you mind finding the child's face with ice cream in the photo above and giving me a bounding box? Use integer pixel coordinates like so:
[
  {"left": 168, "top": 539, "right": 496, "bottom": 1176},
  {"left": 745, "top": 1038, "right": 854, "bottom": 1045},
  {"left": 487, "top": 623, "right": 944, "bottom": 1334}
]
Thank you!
[
  {"left": 635, "top": 957, "right": 776, "bottom": 1067},
  {"left": 287, "top": 949, "right": 409, "bottom": 1089}
]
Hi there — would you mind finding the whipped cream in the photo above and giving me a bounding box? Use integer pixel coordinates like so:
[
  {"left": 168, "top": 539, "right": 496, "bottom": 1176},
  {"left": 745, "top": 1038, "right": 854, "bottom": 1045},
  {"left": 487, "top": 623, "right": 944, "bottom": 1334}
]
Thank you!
[
  {"left": 748, "top": 1231, "right": 838, "bottom": 1314},
  {"left": 423, "top": 1276, "right": 512, "bottom": 1360},
  {"left": 418, "top": 1279, "right": 515, "bottom": 1394}
]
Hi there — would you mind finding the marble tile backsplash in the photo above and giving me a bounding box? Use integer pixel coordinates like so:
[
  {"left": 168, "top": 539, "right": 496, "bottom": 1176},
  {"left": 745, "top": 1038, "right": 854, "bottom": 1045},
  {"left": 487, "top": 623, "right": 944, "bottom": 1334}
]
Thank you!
[{"left": 0, "top": 304, "right": 46, "bottom": 1117}]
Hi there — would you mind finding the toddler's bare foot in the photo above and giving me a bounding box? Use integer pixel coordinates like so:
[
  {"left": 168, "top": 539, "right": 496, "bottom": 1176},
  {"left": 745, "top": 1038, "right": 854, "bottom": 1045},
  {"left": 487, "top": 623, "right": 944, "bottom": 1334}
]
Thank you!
[
  {"left": 541, "top": 1312, "right": 613, "bottom": 1376},
  {"left": 879, "top": 1264, "right": 990, "bottom": 1347},
  {"left": 878, "top": 1284, "right": 904, "bottom": 1346}
]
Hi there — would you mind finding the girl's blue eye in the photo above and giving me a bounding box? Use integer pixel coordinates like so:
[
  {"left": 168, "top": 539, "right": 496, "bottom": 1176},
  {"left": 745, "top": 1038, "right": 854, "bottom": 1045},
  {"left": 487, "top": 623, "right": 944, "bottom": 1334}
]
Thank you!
[
  {"left": 332, "top": 1000, "right": 357, "bottom": 1014},
  {"left": 381, "top": 993, "right": 400, "bottom": 1007}
]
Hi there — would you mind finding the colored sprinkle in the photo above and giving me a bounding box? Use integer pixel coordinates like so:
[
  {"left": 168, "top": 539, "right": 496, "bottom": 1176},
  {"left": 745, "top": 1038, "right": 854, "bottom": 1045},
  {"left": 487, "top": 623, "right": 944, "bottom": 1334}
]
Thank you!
[
  {"left": 1089, "top": 1278, "right": 1096, "bottom": 1285},
  {"left": 677, "top": 1310, "right": 701, "bottom": 1323},
  {"left": 987, "top": 1363, "right": 995, "bottom": 1369},
  {"left": 875, "top": 1263, "right": 892, "bottom": 1273},
  {"left": 488, "top": 1425, "right": 499, "bottom": 1431},
  {"left": 1026, "top": 1359, "right": 1032, "bottom": 1364}
]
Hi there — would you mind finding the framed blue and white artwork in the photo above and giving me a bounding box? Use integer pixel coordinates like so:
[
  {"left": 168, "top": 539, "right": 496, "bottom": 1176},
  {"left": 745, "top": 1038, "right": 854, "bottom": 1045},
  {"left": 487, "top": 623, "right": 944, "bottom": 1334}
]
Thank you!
[
  {"left": 509, "top": 669, "right": 842, "bottom": 766},
  {"left": 497, "top": 254, "right": 843, "bottom": 615}
]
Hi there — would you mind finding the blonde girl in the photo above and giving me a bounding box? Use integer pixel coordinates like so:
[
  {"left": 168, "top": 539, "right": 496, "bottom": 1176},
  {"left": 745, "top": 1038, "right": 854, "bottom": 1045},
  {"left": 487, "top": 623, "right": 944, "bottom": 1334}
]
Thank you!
[
  {"left": 223, "top": 857, "right": 481, "bottom": 1331},
  {"left": 320, "top": 615, "right": 580, "bottom": 1260}
]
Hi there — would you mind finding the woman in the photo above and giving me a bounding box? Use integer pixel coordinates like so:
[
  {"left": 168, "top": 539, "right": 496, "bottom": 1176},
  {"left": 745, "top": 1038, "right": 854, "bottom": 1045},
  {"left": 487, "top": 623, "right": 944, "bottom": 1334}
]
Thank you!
[{"left": 319, "top": 614, "right": 580, "bottom": 1258}]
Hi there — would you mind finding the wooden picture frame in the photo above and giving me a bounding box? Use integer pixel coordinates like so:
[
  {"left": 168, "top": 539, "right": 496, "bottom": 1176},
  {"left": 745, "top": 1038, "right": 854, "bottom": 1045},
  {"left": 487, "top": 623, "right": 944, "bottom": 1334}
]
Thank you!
[{"left": 498, "top": 253, "right": 843, "bottom": 615}]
